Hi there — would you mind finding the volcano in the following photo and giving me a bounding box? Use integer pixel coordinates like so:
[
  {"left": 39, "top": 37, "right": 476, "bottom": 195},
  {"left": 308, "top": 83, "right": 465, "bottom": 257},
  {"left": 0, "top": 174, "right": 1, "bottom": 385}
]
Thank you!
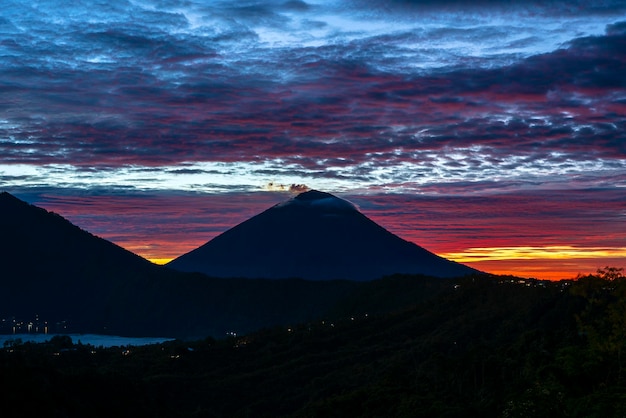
[{"left": 167, "top": 190, "right": 477, "bottom": 280}]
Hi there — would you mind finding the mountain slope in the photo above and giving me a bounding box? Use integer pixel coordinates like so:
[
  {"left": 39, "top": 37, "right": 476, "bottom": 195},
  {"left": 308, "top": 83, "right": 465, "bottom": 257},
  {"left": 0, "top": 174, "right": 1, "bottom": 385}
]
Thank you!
[
  {"left": 167, "top": 190, "right": 477, "bottom": 280},
  {"left": 0, "top": 191, "right": 154, "bottom": 274},
  {"left": 0, "top": 191, "right": 177, "bottom": 332}
]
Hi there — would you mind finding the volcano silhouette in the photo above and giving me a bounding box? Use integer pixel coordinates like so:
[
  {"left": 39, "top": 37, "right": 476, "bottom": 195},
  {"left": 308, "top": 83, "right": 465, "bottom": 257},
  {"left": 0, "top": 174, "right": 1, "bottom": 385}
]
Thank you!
[{"left": 167, "top": 190, "right": 477, "bottom": 280}]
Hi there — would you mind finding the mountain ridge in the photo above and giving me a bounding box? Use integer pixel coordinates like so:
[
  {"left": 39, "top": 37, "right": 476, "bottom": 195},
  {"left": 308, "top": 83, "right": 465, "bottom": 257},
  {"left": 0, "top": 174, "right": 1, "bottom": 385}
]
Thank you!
[{"left": 2, "top": 191, "right": 463, "bottom": 338}]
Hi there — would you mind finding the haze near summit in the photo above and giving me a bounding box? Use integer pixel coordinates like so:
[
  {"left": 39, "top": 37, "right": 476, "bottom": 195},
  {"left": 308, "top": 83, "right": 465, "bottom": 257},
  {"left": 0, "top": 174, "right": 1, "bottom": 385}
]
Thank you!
[{"left": 1, "top": 0, "right": 625, "bottom": 280}]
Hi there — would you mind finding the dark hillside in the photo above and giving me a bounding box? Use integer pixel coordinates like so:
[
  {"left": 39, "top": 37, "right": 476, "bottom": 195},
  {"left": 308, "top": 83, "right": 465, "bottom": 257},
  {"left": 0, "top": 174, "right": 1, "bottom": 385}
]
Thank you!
[
  {"left": 0, "top": 191, "right": 167, "bottom": 329},
  {"left": 3, "top": 273, "right": 625, "bottom": 417}
]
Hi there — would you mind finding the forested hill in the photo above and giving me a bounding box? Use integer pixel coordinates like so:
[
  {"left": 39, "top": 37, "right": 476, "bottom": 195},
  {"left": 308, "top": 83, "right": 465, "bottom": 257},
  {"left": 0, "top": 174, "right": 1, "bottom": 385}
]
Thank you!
[{"left": 2, "top": 268, "right": 625, "bottom": 417}]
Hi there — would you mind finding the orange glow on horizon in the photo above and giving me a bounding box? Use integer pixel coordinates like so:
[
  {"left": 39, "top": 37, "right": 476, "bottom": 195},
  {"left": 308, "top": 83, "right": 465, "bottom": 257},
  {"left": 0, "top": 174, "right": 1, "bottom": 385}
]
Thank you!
[
  {"left": 441, "top": 246, "right": 626, "bottom": 263},
  {"left": 132, "top": 245, "right": 626, "bottom": 281},
  {"left": 149, "top": 258, "right": 174, "bottom": 265},
  {"left": 441, "top": 246, "right": 626, "bottom": 281}
]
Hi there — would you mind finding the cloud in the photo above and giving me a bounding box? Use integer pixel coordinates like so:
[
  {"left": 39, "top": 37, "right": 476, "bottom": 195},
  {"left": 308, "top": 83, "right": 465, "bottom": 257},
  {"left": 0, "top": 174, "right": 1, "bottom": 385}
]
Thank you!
[
  {"left": 348, "top": 188, "right": 626, "bottom": 255},
  {"left": 289, "top": 183, "right": 310, "bottom": 193},
  {"left": 353, "top": 0, "right": 626, "bottom": 16},
  {"left": 3, "top": 1, "right": 625, "bottom": 281},
  {"left": 440, "top": 246, "right": 626, "bottom": 262},
  {"left": 264, "top": 182, "right": 311, "bottom": 193},
  {"left": 1, "top": 1, "right": 625, "bottom": 197}
]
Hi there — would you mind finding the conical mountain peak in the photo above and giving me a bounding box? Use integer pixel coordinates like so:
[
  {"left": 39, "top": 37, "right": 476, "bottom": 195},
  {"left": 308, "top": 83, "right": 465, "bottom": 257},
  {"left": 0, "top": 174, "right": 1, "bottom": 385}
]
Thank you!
[
  {"left": 277, "top": 189, "right": 359, "bottom": 212},
  {"left": 168, "top": 190, "right": 477, "bottom": 280},
  {"left": 0, "top": 191, "right": 24, "bottom": 205},
  {"left": 294, "top": 190, "right": 337, "bottom": 201}
]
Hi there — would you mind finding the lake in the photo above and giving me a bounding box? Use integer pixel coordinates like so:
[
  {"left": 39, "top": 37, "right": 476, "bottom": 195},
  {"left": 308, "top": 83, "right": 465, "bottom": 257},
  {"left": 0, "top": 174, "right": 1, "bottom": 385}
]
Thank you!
[{"left": 0, "top": 333, "right": 174, "bottom": 348}]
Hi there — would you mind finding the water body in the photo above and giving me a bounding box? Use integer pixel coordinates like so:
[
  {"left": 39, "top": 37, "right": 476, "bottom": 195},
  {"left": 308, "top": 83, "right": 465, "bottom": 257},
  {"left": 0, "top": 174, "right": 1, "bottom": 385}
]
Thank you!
[{"left": 0, "top": 334, "right": 173, "bottom": 348}]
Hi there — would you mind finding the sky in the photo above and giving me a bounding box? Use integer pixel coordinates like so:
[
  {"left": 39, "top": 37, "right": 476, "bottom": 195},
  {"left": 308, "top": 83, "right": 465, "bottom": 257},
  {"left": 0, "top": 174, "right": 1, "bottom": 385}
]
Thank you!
[{"left": 1, "top": 0, "right": 625, "bottom": 280}]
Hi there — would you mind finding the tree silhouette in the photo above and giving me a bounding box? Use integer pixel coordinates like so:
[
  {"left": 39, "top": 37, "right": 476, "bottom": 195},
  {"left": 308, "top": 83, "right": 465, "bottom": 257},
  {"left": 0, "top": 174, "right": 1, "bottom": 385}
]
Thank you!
[{"left": 571, "top": 266, "right": 626, "bottom": 384}]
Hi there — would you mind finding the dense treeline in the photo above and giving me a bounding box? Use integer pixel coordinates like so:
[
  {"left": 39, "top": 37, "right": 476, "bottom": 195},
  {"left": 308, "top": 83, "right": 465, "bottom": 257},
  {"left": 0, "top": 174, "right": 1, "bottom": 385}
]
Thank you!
[{"left": 2, "top": 269, "right": 625, "bottom": 417}]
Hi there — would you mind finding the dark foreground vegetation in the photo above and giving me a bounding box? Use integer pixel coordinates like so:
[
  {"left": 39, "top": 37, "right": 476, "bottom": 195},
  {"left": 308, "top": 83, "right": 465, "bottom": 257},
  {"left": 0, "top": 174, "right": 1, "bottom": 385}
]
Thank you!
[{"left": 2, "top": 268, "right": 626, "bottom": 417}]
